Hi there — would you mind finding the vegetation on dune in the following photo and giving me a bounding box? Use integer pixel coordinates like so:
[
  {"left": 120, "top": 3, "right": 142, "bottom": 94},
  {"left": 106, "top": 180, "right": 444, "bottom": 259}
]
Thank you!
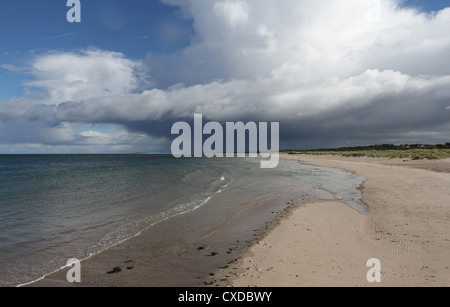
[{"left": 283, "top": 143, "right": 450, "bottom": 160}]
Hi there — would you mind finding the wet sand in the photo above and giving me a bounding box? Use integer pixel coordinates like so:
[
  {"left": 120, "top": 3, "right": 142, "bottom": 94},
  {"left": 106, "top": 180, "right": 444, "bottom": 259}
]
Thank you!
[
  {"left": 28, "top": 154, "right": 450, "bottom": 287},
  {"left": 212, "top": 155, "right": 450, "bottom": 287},
  {"left": 29, "top": 195, "right": 289, "bottom": 287}
]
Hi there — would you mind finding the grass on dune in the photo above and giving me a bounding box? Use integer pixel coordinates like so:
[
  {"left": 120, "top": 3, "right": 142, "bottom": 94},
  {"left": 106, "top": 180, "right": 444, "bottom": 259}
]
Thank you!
[{"left": 283, "top": 148, "right": 450, "bottom": 160}]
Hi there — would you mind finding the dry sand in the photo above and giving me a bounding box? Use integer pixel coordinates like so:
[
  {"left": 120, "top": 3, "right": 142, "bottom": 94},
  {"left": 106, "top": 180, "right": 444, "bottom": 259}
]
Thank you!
[{"left": 213, "top": 155, "right": 450, "bottom": 287}]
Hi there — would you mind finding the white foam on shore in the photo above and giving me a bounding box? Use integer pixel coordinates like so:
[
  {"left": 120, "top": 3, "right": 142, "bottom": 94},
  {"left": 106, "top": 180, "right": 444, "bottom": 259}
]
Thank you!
[
  {"left": 16, "top": 195, "right": 214, "bottom": 287},
  {"left": 13, "top": 159, "right": 368, "bottom": 287}
]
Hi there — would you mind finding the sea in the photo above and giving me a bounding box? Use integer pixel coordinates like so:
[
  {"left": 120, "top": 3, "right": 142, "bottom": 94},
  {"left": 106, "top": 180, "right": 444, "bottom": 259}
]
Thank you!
[{"left": 0, "top": 154, "right": 367, "bottom": 287}]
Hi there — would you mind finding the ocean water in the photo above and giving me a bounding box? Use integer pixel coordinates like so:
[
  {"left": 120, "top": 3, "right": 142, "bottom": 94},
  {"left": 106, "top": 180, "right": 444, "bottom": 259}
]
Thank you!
[{"left": 0, "top": 154, "right": 367, "bottom": 287}]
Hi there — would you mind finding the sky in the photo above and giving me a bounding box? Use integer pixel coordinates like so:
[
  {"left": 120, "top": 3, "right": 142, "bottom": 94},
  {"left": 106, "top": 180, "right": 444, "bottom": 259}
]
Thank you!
[{"left": 0, "top": 0, "right": 449, "bottom": 153}]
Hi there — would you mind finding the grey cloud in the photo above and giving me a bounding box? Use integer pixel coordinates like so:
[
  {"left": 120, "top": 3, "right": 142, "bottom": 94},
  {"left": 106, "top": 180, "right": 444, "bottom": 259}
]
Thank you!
[
  {"left": 2, "top": 0, "right": 450, "bottom": 153},
  {"left": 3, "top": 68, "right": 448, "bottom": 151}
]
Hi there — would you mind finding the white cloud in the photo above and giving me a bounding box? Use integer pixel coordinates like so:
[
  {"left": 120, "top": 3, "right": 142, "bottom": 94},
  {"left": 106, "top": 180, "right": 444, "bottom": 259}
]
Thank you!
[
  {"left": 150, "top": 0, "right": 450, "bottom": 87},
  {"left": 213, "top": 0, "right": 250, "bottom": 28},
  {"left": 2, "top": 0, "right": 450, "bottom": 152},
  {"left": 25, "top": 49, "right": 144, "bottom": 104},
  {"left": 42, "top": 69, "right": 448, "bottom": 127},
  {"left": 76, "top": 127, "right": 163, "bottom": 148},
  {"left": 0, "top": 64, "right": 29, "bottom": 72}
]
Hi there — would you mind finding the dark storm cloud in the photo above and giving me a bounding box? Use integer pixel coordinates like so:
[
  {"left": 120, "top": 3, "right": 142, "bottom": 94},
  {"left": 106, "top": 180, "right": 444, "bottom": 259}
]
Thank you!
[{"left": 1, "top": 0, "right": 450, "bottom": 152}]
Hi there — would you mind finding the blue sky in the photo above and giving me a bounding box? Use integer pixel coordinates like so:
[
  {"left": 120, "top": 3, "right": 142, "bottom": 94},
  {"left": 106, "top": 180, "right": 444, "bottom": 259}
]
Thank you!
[
  {"left": 0, "top": 0, "right": 192, "bottom": 55},
  {"left": 1, "top": 0, "right": 445, "bottom": 99},
  {"left": 403, "top": 0, "right": 450, "bottom": 12},
  {"left": 0, "top": 0, "right": 193, "bottom": 100},
  {"left": 1, "top": 0, "right": 450, "bottom": 153}
]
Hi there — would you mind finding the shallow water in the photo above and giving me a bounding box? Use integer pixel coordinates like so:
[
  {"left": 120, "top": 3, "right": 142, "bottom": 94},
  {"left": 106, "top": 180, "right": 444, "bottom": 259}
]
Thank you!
[{"left": 0, "top": 154, "right": 366, "bottom": 287}]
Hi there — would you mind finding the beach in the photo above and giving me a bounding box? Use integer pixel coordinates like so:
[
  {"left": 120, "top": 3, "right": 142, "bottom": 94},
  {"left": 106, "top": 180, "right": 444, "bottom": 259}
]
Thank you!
[
  {"left": 213, "top": 154, "right": 450, "bottom": 287},
  {"left": 13, "top": 154, "right": 450, "bottom": 287},
  {"left": 17, "top": 154, "right": 366, "bottom": 287}
]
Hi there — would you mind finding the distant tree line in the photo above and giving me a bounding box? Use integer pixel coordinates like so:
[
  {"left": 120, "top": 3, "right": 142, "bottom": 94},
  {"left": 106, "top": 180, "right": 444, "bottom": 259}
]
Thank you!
[{"left": 285, "top": 143, "right": 450, "bottom": 152}]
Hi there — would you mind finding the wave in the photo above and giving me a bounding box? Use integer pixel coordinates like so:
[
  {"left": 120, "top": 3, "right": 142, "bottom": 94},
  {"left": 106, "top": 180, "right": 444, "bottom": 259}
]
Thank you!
[{"left": 16, "top": 193, "right": 214, "bottom": 287}]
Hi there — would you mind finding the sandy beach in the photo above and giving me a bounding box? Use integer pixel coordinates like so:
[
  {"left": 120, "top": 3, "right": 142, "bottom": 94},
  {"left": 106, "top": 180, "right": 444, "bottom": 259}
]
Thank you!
[
  {"left": 213, "top": 154, "right": 450, "bottom": 287},
  {"left": 25, "top": 154, "right": 450, "bottom": 287}
]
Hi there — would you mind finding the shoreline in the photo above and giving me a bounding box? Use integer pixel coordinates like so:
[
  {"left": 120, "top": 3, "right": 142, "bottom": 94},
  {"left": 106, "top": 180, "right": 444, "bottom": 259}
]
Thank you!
[
  {"left": 212, "top": 154, "right": 450, "bottom": 287},
  {"left": 25, "top": 154, "right": 450, "bottom": 287},
  {"left": 28, "top": 193, "right": 290, "bottom": 287}
]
